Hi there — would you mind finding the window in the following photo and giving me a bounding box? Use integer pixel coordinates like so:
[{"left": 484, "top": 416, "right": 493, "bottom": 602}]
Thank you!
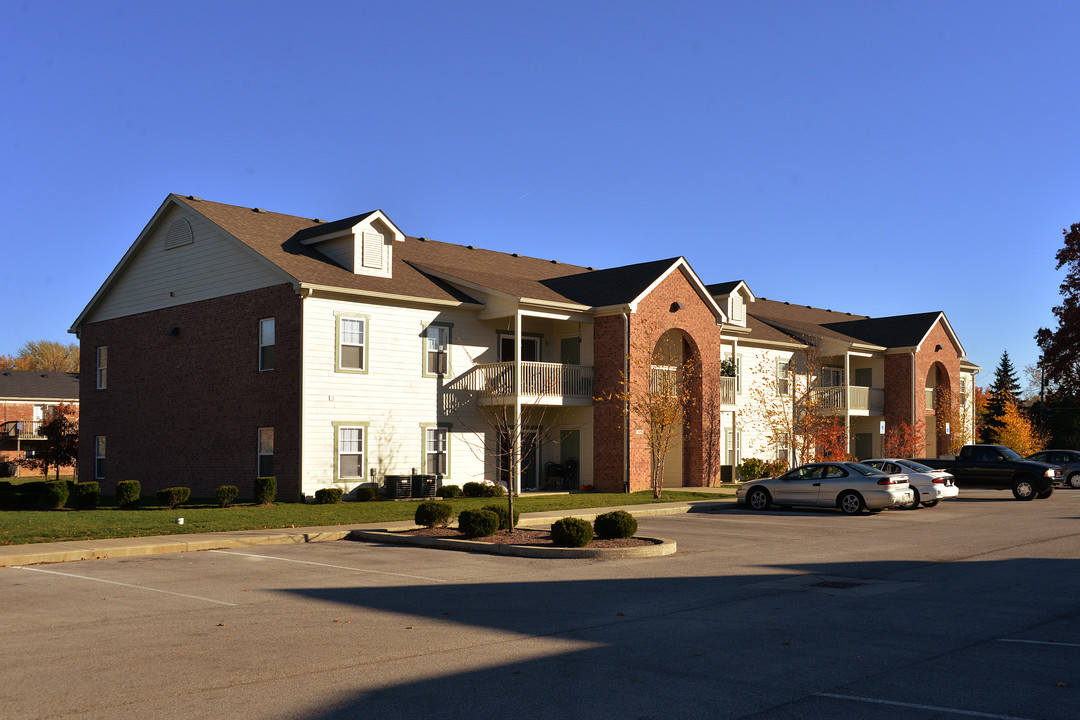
[
  {"left": 776, "top": 358, "right": 790, "bottom": 396},
  {"left": 258, "top": 428, "right": 274, "bottom": 477},
  {"left": 853, "top": 368, "right": 873, "bottom": 388},
  {"left": 259, "top": 318, "right": 275, "bottom": 371},
  {"left": 775, "top": 433, "right": 790, "bottom": 463},
  {"left": 337, "top": 316, "right": 367, "bottom": 372},
  {"left": 498, "top": 334, "right": 540, "bottom": 362},
  {"left": 94, "top": 436, "right": 106, "bottom": 479},
  {"left": 337, "top": 426, "right": 365, "bottom": 479},
  {"left": 425, "top": 426, "right": 448, "bottom": 476},
  {"left": 821, "top": 367, "right": 844, "bottom": 387},
  {"left": 425, "top": 324, "right": 451, "bottom": 376},
  {"left": 96, "top": 346, "right": 107, "bottom": 389}
]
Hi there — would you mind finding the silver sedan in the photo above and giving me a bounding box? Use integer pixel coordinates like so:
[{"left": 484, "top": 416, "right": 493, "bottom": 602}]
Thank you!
[{"left": 737, "top": 461, "right": 913, "bottom": 515}]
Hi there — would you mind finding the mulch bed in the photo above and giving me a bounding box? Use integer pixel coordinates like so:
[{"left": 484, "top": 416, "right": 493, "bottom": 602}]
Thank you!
[{"left": 404, "top": 526, "right": 653, "bottom": 549}]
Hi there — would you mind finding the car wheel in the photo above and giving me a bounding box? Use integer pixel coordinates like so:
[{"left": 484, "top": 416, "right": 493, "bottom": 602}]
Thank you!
[
  {"left": 902, "top": 489, "right": 920, "bottom": 510},
  {"left": 922, "top": 499, "right": 939, "bottom": 508},
  {"left": 1037, "top": 485, "right": 1054, "bottom": 499},
  {"left": 838, "top": 491, "right": 866, "bottom": 515},
  {"left": 1012, "top": 477, "right": 1038, "bottom": 501},
  {"left": 747, "top": 487, "right": 771, "bottom": 511},
  {"left": 1069, "top": 473, "right": 1080, "bottom": 489}
]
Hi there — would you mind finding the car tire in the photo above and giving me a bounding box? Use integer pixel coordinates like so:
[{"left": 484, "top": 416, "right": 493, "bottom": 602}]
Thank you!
[
  {"left": 1037, "top": 486, "right": 1054, "bottom": 499},
  {"left": 922, "top": 499, "right": 939, "bottom": 508},
  {"left": 838, "top": 491, "right": 866, "bottom": 515},
  {"left": 1069, "top": 473, "right": 1080, "bottom": 489},
  {"left": 1012, "top": 477, "right": 1038, "bottom": 501},
  {"left": 902, "top": 489, "right": 920, "bottom": 510},
  {"left": 747, "top": 487, "right": 771, "bottom": 511}
]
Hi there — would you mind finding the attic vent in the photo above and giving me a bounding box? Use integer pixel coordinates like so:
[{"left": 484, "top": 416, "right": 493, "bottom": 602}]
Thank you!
[
  {"left": 362, "top": 231, "right": 384, "bottom": 270},
  {"left": 164, "top": 218, "right": 194, "bottom": 250}
]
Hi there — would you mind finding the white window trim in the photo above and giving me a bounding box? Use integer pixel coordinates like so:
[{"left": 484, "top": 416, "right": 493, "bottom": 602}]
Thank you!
[
  {"left": 335, "top": 314, "right": 369, "bottom": 374},
  {"left": 423, "top": 323, "right": 452, "bottom": 377},
  {"left": 259, "top": 318, "right": 275, "bottom": 372},
  {"left": 423, "top": 424, "right": 450, "bottom": 476},
  {"left": 334, "top": 422, "right": 368, "bottom": 480}
]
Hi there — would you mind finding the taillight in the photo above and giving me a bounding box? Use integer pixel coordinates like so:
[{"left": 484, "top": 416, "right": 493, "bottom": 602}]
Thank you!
[
  {"left": 932, "top": 477, "right": 944, "bottom": 484},
  {"left": 878, "top": 475, "right": 907, "bottom": 485}
]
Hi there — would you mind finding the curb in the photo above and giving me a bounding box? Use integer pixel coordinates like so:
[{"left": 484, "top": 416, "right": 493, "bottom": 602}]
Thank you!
[{"left": 348, "top": 529, "right": 677, "bottom": 559}]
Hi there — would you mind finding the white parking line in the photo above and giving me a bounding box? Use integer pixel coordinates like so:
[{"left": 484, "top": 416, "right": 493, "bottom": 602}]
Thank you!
[
  {"left": 1000, "top": 638, "right": 1080, "bottom": 649},
  {"left": 210, "top": 550, "right": 448, "bottom": 583},
  {"left": 815, "top": 693, "right": 1037, "bottom": 719},
  {"left": 12, "top": 566, "right": 237, "bottom": 606}
]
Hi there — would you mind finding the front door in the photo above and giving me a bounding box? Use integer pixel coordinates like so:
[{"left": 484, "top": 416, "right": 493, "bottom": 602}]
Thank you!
[
  {"left": 498, "top": 427, "right": 541, "bottom": 492},
  {"left": 560, "top": 429, "right": 580, "bottom": 490},
  {"left": 500, "top": 336, "right": 540, "bottom": 362},
  {"left": 854, "top": 433, "right": 873, "bottom": 460}
]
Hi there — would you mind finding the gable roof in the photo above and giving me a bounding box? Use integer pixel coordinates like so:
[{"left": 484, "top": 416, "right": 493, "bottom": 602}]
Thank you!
[{"left": 0, "top": 371, "right": 80, "bottom": 401}]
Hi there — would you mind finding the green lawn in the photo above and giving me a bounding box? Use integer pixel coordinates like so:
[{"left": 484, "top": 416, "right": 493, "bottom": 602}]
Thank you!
[{"left": 0, "top": 490, "right": 732, "bottom": 546}]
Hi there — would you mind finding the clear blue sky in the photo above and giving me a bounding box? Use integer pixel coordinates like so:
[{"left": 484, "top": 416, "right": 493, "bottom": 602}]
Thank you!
[{"left": 3, "top": 1, "right": 1077, "bottom": 389}]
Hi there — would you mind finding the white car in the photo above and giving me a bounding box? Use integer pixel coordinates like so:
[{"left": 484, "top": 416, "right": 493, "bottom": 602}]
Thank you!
[{"left": 863, "top": 458, "right": 959, "bottom": 508}]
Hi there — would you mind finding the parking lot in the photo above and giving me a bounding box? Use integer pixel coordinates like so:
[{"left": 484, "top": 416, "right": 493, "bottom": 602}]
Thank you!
[{"left": 3, "top": 489, "right": 1080, "bottom": 719}]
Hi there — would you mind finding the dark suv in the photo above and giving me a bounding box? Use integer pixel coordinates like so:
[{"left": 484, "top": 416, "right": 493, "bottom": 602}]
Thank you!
[{"left": 1026, "top": 450, "right": 1080, "bottom": 489}]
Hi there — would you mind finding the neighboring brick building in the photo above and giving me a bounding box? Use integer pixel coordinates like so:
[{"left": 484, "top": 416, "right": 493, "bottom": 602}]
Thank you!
[
  {"left": 0, "top": 371, "right": 80, "bottom": 477},
  {"left": 71, "top": 194, "right": 979, "bottom": 500}
]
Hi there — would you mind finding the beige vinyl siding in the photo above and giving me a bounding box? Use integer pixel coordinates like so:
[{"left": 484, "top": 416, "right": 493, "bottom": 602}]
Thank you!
[
  {"left": 86, "top": 205, "right": 288, "bottom": 324},
  {"left": 729, "top": 345, "right": 796, "bottom": 462},
  {"left": 300, "top": 295, "right": 493, "bottom": 496}
]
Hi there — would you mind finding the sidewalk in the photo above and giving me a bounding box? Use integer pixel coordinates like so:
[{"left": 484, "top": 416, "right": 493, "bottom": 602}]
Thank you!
[{"left": 0, "top": 494, "right": 737, "bottom": 567}]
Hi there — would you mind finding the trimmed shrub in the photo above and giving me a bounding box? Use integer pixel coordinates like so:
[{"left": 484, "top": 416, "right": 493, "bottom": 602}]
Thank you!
[
  {"left": 436, "top": 484, "right": 462, "bottom": 499},
  {"left": 116, "top": 480, "right": 141, "bottom": 509},
  {"left": 551, "top": 517, "right": 593, "bottom": 547},
  {"left": 314, "top": 487, "right": 344, "bottom": 504},
  {"left": 593, "top": 510, "right": 637, "bottom": 539},
  {"left": 415, "top": 500, "right": 454, "bottom": 528},
  {"left": 355, "top": 486, "right": 378, "bottom": 502},
  {"left": 70, "top": 482, "right": 101, "bottom": 510},
  {"left": 457, "top": 509, "right": 499, "bottom": 538},
  {"left": 480, "top": 483, "right": 505, "bottom": 498},
  {"left": 462, "top": 481, "right": 485, "bottom": 498},
  {"left": 481, "top": 502, "right": 519, "bottom": 531},
  {"left": 217, "top": 485, "right": 240, "bottom": 508},
  {"left": 157, "top": 486, "right": 191, "bottom": 509},
  {"left": 254, "top": 476, "right": 277, "bottom": 505},
  {"left": 736, "top": 458, "right": 771, "bottom": 481},
  {"left": 42, "top": 480, "right": 69, "bottom": 510}
]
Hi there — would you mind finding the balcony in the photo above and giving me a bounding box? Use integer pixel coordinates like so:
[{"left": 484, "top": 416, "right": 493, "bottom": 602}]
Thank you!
[
  {"left": 1, "top": 421, "right": 44, "bottom": 441},
  {"left": 462, "top": 362, "right": 594, "bottom": 405},
  {"left": 813, "top": 386, "right": 884, "bottom": 415}
]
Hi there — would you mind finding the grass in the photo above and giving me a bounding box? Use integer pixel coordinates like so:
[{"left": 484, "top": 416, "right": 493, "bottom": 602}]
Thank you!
[{"left": 0, "top": 490, "right": 731, "bottom": 546}]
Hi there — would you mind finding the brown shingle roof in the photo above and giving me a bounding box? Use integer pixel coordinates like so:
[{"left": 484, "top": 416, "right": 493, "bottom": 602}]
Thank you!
[{"left": 0, "top": 371, "right": 80, "bottom": 401}]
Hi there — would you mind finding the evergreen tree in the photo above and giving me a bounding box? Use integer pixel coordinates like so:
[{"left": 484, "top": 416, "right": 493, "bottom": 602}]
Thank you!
[
  {"left": 981, "top": 350, "right": 1021, "bottom": 443},
  {"left": 1036, "top": 222, "right": 1080, "bottom": 395}
]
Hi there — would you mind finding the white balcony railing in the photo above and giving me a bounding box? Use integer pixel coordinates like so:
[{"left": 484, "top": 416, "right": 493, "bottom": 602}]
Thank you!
[
  {"left": 813, "top": 386, "right": 884, "bottom": 414},
  {"left": 469, "top": 362, "right": 593, "bottom": 399},
  {"left": 718, "top": 376, "right": 735, "bottom": 405}
]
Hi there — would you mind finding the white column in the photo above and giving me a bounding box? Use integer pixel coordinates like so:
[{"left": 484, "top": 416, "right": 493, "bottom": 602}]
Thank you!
[{"left": 513, "top": 309, "right": 522, "bottom": 496}]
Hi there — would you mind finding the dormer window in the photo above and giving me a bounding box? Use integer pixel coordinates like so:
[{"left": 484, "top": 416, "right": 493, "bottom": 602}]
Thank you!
[{"left": 296, "top": 210, "right": 404, "bottom": 278}]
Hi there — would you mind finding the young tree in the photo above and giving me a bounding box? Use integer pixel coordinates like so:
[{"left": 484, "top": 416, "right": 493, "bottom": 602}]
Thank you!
[
  {"left": 17, "top": 403, "right": 78, "bottom": 479},
  {"left": 882, "top": 419, "right": 924, "bottom": 458},
  {"left": 0, "top": 340, "right": 80, "bottom": 372},
  {"left": 995, "top": 399, "right": 1047, "bottom": 456},
  {"left": 1035, "top": 222, "right": 1080, "bottom": 396},
  {"left": 981, "top": 350, "right": 1021, "bottom": 443}
]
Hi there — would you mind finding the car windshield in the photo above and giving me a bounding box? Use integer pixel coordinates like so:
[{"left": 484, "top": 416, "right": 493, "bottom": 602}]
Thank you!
[
  {"left": 999, "top": 447, "right": 1023, "bottom": 461},
  {"left": 897, "top": 459, "right": 934, "bottom": 472},
  {"left": 845, "top": 462, "right": 885, "bottom": 476}
]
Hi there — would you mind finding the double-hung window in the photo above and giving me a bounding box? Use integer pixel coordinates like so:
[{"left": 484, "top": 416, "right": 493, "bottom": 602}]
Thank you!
[
  {"left": 259, "top": 318, "right": 275, "bottom": 371},
  {"left": 776, "top": 358, "right": 791, "bottom": 396},
  {"left": 258, "top": 428, "right": 274, "bottom": 477},
  {"left": 96, "top": 347, "right": 107, "bottom": 389},
  {"left": 94, "top": 436, "right": 106, "bottom": 479},
  {"left": 337, "top": 316, "right": 366, "bottom": 372},
  {"left": 425, "top": 324, "right": 450, "bottom": 376},
  {"left": 337, "top": 426, "right": 365, "bottom": 479},
  {"left": 425, "top": 426, "right": 448, "bottom": 476}
]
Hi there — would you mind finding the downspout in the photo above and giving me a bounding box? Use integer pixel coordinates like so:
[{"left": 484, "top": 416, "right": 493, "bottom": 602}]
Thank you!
[
  {"left": 514, "top": 309, "right": 522, "bottom": 497},
  {"left": 844, "top": 349, "right": 851, "bottom": 456},
  {"left": 732, "top": 335, "right": 738, "bottom": 478},
  {"left": 624, "top": 311, "right": 631, "bottom": 494},
  {"left": 298, "top": 286, "right": 310, "bottom": 501}
]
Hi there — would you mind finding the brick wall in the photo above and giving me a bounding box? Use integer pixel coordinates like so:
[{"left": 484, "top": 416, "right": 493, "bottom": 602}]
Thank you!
[
  {"left": 592, "top": 267, "right": 726, "bottom": 492},
  {"left": 1, "top": 402, "right": 79, "bottom": 476},
  {"left": 77, "top": 284, "right": 302, "bottom": 499}
]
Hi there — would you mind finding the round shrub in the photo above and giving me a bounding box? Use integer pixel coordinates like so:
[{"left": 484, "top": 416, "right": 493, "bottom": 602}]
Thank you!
[
  {"left": 551, "top": 517, "right": 593, "bottom": 547},
  {"left": 593, "top": 510, "right": 637, "bottom": 539},
  {"left": 415, "top": 500, "right": 454, "bottom": 528},
  {"left": 481, "top": 502, "right": 519, "bottom": 530},
  {"left": 116, "top": 480, "right": 141, "bottom": 509},
  {"left": 436, "top": 484, "right": 462, "bottom": 498},
  {"left": 457, "top": 508, "right": 499, "bottom": 538},
  {"left": 157, "top": 486, "right": 191, "bottom": 509},
  {"left": 355, "top": 486, "right": 378, "bottom": 502},
  {"left": 314, "top": 487, "right": 344, "bottom": 504},
  {"left": 70, "top": 481, "right": 100, "bottom": 509},
  {"left": 480, "top": 483, "right": 505, "bottom": 498},
  {"left": 254, "top": 476, "right": 277, "bottom": 505},
  {"left": 42, "top": 480, "right": 69, "bottom": 510},
  {"left": 462, "top": 481, "right": 485, "bottom": 498},
  {"left": 217, "top": 485, "right": 239, "bottom": 508}
]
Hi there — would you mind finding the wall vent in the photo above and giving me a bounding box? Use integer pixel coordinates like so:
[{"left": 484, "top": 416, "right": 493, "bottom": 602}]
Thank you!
[{"left": 164, "top": 218, "right": 194, "bottom": 250}]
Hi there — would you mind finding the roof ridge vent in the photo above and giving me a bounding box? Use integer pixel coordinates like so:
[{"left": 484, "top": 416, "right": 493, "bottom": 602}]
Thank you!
[
  {"left": 418, "top": 237, "right": 428, "bottom": 242},
  {"left": 313, "top": 218, "right": 323, "bottom": 223},
  {"left": 512, "top": 253, "right": 520, "bottom": 257},
  {"left": 186, "top": 195, "right": 201, "bottom": 201},
  {"left": 586, "top": 266, "right": 594, "bottom": 271},
  {"left": 466, "top": 245, "right": 475, "bottom": 250},
  {"left": 550, "top": 259, "right": 558, "bottom": 264},
  {"left": 252, "top": 207, "right": 263, "bottom": 213}
]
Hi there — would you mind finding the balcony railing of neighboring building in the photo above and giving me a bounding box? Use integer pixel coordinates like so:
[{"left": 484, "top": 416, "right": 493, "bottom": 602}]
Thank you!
[
  {"left": 467, "top": 362, "right": 594, "bottom": 401},
  {"left": 718, "top": 375, "right": 735, "bottom": 405},
  {"left": 650, "top": 365, "right": 678, "bottom": 396},
  {"left": 0, "top": 421, "right": 43, "bottom": 440},
  {"left": 812, "top": 386, "right": 885, "bottom": 414}
]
